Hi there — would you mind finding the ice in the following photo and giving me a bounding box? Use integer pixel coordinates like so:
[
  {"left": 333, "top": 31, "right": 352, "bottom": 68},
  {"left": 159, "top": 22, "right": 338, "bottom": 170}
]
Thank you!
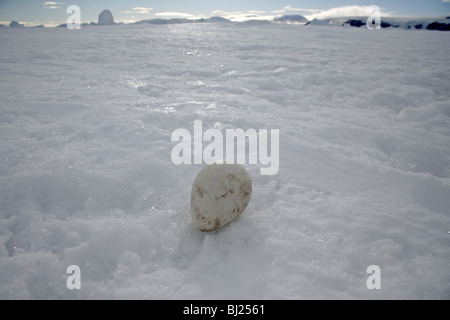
[{"left": 0, "top": 23, "right": 449, "bottom": 299}]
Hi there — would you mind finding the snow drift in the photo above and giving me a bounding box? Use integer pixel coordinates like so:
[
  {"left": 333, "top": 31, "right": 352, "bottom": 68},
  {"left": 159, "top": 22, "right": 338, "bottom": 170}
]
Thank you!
[{"left": 0, "top": 23, "right": 449, "bottom": 299}]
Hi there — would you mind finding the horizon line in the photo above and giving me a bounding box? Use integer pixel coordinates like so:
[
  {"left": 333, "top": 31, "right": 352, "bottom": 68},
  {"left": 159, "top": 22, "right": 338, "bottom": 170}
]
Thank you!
[{"left": 2, "top": 12, "right": 450, "bottom": 28}]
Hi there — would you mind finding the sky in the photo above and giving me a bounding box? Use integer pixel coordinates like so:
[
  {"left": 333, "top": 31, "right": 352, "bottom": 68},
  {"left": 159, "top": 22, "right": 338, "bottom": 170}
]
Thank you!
[{"left": 1, "top": 0, "right": 450, "bottom": 26}]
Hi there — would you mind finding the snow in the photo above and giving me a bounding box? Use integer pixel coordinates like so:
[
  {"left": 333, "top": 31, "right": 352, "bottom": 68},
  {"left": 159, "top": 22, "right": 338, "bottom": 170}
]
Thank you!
[{"left": 0, "top": 23, "right": 449, "bottom": 299}]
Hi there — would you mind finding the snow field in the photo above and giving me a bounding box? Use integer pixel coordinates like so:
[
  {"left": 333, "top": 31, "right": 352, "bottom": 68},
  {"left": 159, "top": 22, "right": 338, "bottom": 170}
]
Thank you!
[{"left": 0, "top": 23, "right": 449, "bottom": 299}]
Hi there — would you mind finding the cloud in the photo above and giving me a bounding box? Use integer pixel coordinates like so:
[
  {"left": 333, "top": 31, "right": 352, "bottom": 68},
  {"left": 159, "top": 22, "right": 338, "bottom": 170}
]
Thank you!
[
  {"left": 43, "top": 1, "right": 63, "bottom": 9},
  {"left": 210, "top": 5, "right": 393, "bottom": 22},
  {"left": 211, "top": 10, "right": 275, "bottom": 22},
  {"left": 442, "top": 0, "right": 450, "bottom": 3},
  {"left": 249, "top": 10, "right": 266, "bottom": 14},
  {"left": 211, "top": 10, "right": 242, "bottom": 17},
  {"left": 154, "top": 12, "right": 194, "bottom": 18},
  {"left": 271, "top": 5, "right": 392, "bottom": 20},
  {"left": 211, "top": 6, "right": 386, "bottom": 22},
  {"left": 123, "top": 7, "right": 153, "bottom": 14},
  {"left": 272, "top": 6, "right": 320, "bottom": 15},
  {"left": 305, "top": 5, "right": 392, "bottom": 20}
]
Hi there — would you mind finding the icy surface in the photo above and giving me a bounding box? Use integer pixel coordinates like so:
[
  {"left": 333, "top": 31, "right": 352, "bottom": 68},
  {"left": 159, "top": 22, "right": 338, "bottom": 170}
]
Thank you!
[{"left": 0, "top": 24, "right": 449, "bottom": 299}]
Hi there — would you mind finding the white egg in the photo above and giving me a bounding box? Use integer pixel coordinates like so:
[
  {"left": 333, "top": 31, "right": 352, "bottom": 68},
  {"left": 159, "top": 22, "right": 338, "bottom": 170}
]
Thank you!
[{"left": 191, "top": 162, "right": 252, "bottom": 232}]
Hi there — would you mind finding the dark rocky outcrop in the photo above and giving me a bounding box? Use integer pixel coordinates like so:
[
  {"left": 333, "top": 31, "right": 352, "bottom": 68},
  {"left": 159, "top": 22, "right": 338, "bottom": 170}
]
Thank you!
[
  {"left": 345, "top": 19, "right": 366, "bottom": 27},
  {"left": 426, "top": 22, "right": 450, "bottom": 31},
  {"left": 9, "top": 20, "right": 24, "bottom": 28},
  {"left": 98, "top": 9, "right": 114, "bottom": 25}
]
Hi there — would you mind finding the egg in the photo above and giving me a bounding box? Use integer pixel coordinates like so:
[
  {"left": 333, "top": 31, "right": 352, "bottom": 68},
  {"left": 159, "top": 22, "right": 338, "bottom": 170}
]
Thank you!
[{"left": 191, "top": 162, "right": 252, "bottom": 232}]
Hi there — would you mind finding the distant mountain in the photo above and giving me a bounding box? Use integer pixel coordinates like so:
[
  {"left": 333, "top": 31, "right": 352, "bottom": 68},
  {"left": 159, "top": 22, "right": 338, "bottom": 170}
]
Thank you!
[
  {"left": 305, "top": 16, "right": 450, "bottom": 31},
  {"left": 426, "top": 22, "right": 450, "bottom": 31},
  {"left": 305, "top": 18, "right": 333, "bottom": 26},
  {"left": 274, "top": 15, "right": 308, "bottom": 24},
  {"left": 9, "top": 20, "right": 24, "bottom": 28},
  {"left": 239, "top": 20, "right": 272, "bottom": 25},
  {"left": 6, "top": 9, "right": 450, "bottom": 31},
  {"left": 205, "top": 16, "right": 232, "bottom": 23},
  {"left": 135, "top": 16, "right": 231, "bottom": 25},
  {"left": 135, "top": 18, "right": 192, "bottom": 25}
]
